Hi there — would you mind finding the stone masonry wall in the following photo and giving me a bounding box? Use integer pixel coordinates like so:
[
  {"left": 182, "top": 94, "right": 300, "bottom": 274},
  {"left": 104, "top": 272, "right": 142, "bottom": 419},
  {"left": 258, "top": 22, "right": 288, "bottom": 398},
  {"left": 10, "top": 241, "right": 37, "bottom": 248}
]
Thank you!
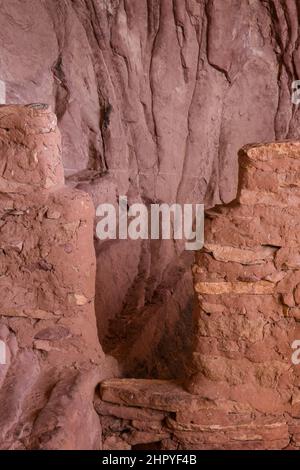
[
  {"left": 0, "top": 104, "right": 116, "bottom": 450},
  {"left": 97, "top": 142, "right": 300, "bottom": 450},
  {"left": 187, "top": 141, "right": 300, "bottom": 448}
]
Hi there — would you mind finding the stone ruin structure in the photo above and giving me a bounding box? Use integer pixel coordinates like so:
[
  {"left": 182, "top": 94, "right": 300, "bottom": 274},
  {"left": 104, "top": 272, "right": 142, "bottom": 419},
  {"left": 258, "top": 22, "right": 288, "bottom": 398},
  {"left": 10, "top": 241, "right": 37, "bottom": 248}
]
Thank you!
[
  {"left": 98, "top": 143, "right": 300, "bottom": 450},
  {"left": 188, "top": 141, "right": 300, "bottom": 449},
  {"left": 0, "top": 104, "right": 116, "bottom": 450},
  {"left": 1, "top": 105, "right": 300, "bottom": 450}
]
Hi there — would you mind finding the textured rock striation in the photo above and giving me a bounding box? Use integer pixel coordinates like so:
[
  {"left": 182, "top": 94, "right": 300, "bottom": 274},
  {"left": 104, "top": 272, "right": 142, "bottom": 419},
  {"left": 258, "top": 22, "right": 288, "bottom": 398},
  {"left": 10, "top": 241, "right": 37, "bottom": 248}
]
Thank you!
[
  {"left": 1, "top": 0, "right": 300, "bottom": 377},
  {"left": 0, "top": 104, "right": 117, "bottom": 450}
]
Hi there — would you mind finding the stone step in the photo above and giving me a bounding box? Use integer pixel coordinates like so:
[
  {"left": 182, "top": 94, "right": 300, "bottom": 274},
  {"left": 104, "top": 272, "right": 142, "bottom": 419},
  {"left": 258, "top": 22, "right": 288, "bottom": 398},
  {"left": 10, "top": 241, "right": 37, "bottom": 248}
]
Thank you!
[{"left": 100, "top": 378, "right": 203, "bottom": 413}]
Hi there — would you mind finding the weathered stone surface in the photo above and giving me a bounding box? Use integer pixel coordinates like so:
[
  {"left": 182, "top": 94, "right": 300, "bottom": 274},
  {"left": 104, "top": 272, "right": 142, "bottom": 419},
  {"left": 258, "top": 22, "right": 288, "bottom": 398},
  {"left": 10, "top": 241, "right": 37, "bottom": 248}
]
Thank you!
[
  {"left": 123, "top": 431, "right": 170, "bottom": 446},
  {"left": 103, "top": 436, "right": 131, "bottom": 451},
  {"left": 195, "top": 280, "right": 274, "bottom": 295},
  {"left": 275, "top": 248, "right": 300, "bottom": 270},
  {"left": 100, "top": 379, "right": 200, "bottom": 413},
  {"left": 34, "top": 327, "right": 71, "bottom": 341},
  {"left": 291, "top": 391, "right": 300, "bottom": 418},
  {"left": 131, "top": 420, "right": 163, "bottom": 432},
  {"left": 94, "top": 400, "right": 165, "bottom": 422},
  {"left": 31, "top": 369, "right": 102, "bottom": 450},
  {"left": 204, "top": 244, "right": 276, "bottom": 265},
  {"left": 241, "top": 142, "right": 300, "bottom": 166}
]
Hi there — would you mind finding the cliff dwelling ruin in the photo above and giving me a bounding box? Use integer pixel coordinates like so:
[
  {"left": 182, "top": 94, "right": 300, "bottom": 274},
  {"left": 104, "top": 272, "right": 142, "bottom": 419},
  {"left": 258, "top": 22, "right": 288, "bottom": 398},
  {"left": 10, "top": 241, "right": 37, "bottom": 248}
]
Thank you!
[
  {"left": 1, "top": 0, "right": 300, "bottom": 453},
  {"left": 0, "top": 105, "right": 299, "bottom": 451}
]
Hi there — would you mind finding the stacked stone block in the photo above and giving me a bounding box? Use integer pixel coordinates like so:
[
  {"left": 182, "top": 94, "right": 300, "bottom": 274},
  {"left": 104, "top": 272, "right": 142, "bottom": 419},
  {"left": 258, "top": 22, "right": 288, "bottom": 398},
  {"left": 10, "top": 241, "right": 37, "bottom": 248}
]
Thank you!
[{"left": 186, "top": 141, "right": 300, "bottom": 448}]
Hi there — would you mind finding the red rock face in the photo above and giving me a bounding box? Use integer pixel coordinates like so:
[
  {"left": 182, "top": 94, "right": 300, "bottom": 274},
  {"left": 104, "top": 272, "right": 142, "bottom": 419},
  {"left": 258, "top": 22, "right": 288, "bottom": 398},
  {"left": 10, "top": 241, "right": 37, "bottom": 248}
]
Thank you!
[{"left": 0, "top": 1, "right": 299, "bottom": 377}]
